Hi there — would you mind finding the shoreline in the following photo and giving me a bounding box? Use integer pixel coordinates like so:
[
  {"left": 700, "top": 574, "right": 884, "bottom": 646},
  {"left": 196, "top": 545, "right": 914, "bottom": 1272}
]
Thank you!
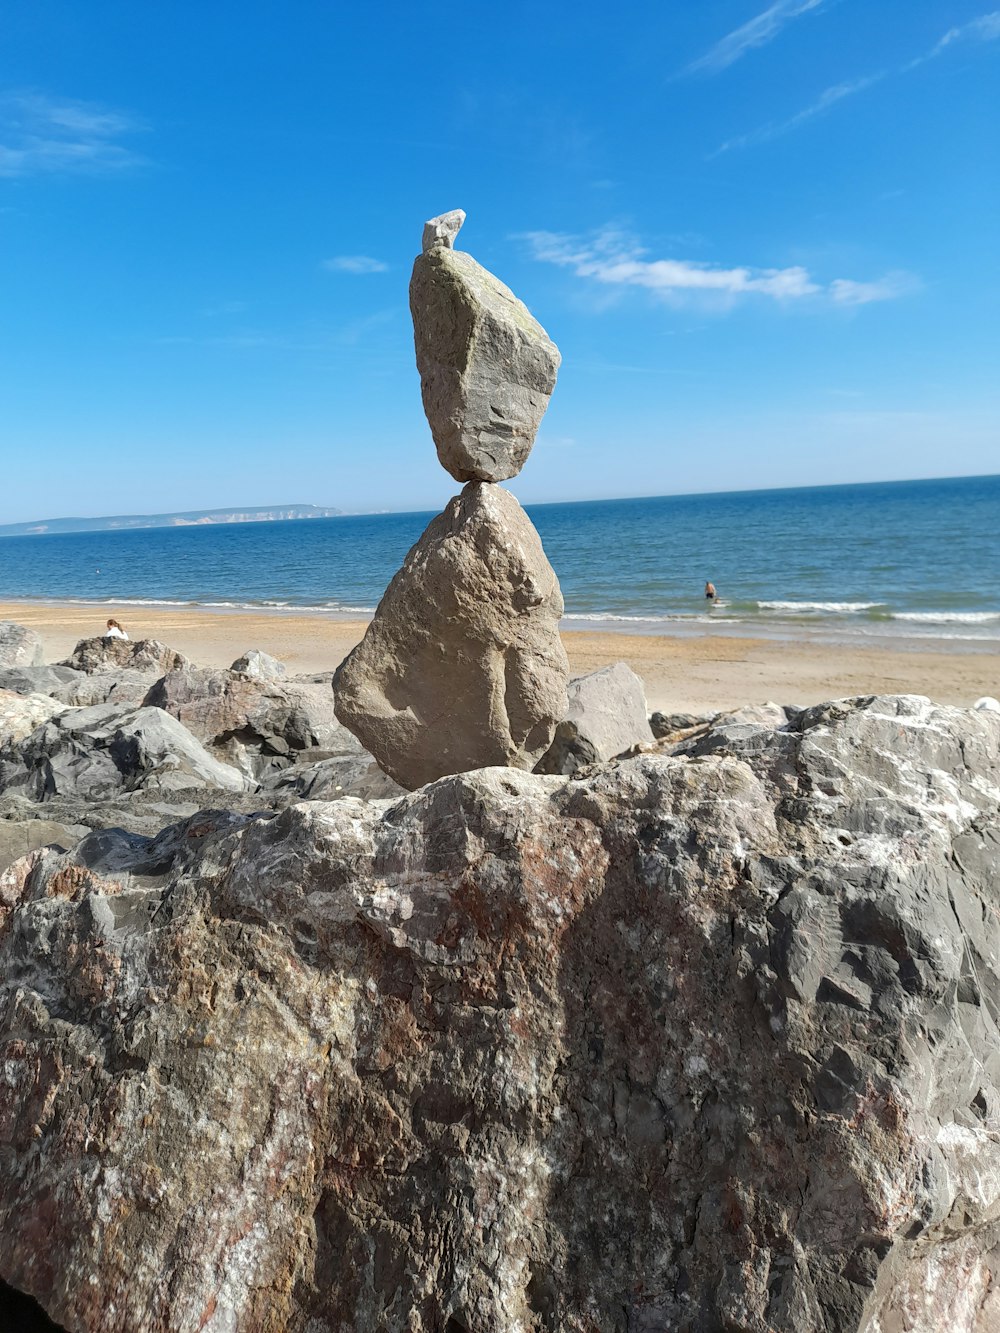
[
  {"left": 1, "top": 598, "right": 995, "bottom": 715},
  {"left": 0, "top": 593, "right": 997, "bottom": 652}
]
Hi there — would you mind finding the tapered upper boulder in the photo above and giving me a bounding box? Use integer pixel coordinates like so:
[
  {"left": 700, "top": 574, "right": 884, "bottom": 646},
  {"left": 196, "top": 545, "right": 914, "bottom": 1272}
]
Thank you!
[
  {"left": 410, "top": 217, "right": 561, "bottom": 483},
  {"left": 333, "top": 482, "right": 569, "bottom": 789}
]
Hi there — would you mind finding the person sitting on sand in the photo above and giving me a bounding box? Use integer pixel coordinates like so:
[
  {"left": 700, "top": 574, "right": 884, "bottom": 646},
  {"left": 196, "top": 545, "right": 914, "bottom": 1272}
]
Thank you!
[
  {"left": 104, "top": 618, "right": 129, "bottom": 641},
  {"left": 705, "top": 581, "right": 717, "bottom": 602}
]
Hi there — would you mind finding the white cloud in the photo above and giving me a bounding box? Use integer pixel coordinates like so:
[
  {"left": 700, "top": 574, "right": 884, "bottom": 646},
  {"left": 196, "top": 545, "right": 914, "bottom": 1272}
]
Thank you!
[
  {"left": 323, "top": 255, "right": 389, "bottom": 274},
  {"left": 687, "top": 0, "right": 828, "bottom": 74},
  {"left": 829, "top": 271, "right": 921, "bottom": 305},
  {"left": 0, "top": 91, "right": 144, "bottom": 177},
  {"left": 523, "top": 228, "right": 816, "bottom": 304},
  {"left": 522, "top": 227, "right": 916, "bottom": 311}
]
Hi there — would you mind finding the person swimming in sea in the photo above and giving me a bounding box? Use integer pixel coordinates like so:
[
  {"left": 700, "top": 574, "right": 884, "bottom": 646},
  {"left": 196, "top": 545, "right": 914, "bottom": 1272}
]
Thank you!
[
  {"left": 104, "top": 618, "right": 129, "bottom": 641},
  {"left": 705, "top": 581, "right": 717, "bottom": 602}
]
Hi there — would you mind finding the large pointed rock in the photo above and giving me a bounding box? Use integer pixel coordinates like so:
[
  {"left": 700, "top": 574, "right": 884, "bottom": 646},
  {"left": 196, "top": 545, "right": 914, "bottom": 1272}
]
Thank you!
[
  {"left": 334, "top": 482, "right": 568, "bottom": 788},
  {"left": 410, "top": 238, "right": 561, "bottom": 483}
]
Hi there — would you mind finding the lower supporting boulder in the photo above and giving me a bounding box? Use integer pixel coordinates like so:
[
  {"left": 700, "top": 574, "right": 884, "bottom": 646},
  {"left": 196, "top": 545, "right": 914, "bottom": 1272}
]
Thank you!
[{"left": 334, "top": 481, "right": 569, "bottom": 789}]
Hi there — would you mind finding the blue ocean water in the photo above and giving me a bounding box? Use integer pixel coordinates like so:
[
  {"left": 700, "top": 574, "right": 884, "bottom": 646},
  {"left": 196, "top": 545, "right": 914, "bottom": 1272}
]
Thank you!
[{"left": 1, "top": 476, "right": 998, "bottom": 645}]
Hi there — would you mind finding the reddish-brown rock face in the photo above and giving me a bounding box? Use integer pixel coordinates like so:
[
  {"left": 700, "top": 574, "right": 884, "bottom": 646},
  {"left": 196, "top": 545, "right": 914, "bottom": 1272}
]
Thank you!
[{"left": 0, "top": 696, "right": 998, "bottom": 1333}]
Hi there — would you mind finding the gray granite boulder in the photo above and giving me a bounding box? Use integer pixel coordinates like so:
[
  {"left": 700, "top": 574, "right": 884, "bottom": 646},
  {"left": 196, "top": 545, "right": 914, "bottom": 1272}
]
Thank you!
[
  {"left": 334, "top": 481, "right": 569, "bottom": 789},
  {"left": 52, "top": 668, "right": 155, "bottom": 709},
  {"left": 230, "top": 649, "right": 286, "bottom": 681},
  {"left": 0, "top": 703, "right": 249, "bottom": 801},
  {"left": 1, "top": 697, "right": 999, "bottom": 1330},
  {"left": 410, "top": 230, "right": 560, "bottom": 482},
  {"left": 145, "top": 666, "right": 347, "bottom": 780},
  {"left": 0, "top": 663, "right": 80, "bottom": 696},
  {"left": 536, "top": 661, "right": 654, "bottom": 776},
  {"left": 0, "top": 787, "right": 274, "bottom": 845},
  {"left": 266, "top": 752, "right": 404, "bottom": 804},
  {"left": 62, "top": 636, "right": 188, "bottom": 675},
  {"left": 0, "top": 621, "right": 44, "bottom": 669},
  {"left": 0, "top": 689, "right": 70, "bottom": 744}
]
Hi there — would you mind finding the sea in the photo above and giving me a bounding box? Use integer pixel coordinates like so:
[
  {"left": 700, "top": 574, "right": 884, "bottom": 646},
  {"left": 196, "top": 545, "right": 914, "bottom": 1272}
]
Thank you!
[{"left": 1, "top": 475, "right": 998, "bottom": 649}]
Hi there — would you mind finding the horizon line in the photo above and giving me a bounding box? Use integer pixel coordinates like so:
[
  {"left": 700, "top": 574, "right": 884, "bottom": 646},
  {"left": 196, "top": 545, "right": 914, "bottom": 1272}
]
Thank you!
[{"left": 1, "top": 470, "right": 996, "bottom": 535}]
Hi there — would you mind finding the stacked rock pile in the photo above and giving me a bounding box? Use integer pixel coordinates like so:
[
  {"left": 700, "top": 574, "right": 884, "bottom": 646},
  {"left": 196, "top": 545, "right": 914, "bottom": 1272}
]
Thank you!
[{"left": 334, "top": 210, "right": 570, "bottom": 789}]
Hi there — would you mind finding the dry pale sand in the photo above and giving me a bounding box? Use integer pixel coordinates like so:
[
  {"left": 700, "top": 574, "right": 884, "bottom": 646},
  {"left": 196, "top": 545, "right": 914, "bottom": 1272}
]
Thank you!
[{"left": 2, "top": 600, "right": 996, "bottom": 715}]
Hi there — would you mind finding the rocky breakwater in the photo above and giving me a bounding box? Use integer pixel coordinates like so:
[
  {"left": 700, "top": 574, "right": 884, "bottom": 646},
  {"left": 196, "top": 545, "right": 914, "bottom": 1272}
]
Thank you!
[
  {"left": 0, "top": 630, "right": 400, "bottom": 874},
  {"left": 0, "top": 695, "right": 998, "bottom": 1331},
  {"left": 335, "top": 210, "right": 569, "bottom": 790}
]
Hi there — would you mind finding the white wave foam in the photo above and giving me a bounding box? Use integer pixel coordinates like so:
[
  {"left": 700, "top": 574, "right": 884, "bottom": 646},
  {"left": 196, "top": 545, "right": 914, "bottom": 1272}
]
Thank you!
[
  {"left": 755, "top": 600, "right": 882, "bottom": 614},
  {"left": 16, "top": 595, "right": 377, "bottom": 615},
  {"left": 562, "top": 612, "right": 669, "bottom": 623},
  {"left": 562, "top": 612, "right": 739, "bottom": 625},
  {"left": 892, "top": 611, "right": 1000, "bottom": 624}
]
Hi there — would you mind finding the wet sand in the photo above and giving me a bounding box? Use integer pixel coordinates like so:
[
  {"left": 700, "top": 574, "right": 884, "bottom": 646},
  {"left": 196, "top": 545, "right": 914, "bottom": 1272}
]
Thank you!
[{"left": 1, "top": 600, "right": 995, "bottom": 714}]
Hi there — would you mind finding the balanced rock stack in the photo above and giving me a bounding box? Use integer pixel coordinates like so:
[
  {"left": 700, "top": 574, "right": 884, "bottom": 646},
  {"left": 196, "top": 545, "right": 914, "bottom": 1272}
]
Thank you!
[{"left": 334, "top": 211, "right": 569, "bottom": 789}]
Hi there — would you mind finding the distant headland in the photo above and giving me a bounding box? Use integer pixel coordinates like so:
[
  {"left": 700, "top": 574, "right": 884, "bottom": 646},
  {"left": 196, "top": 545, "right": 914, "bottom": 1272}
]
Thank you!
[{"left": 0, "top": 505, "right": 343, "bottom": 538}]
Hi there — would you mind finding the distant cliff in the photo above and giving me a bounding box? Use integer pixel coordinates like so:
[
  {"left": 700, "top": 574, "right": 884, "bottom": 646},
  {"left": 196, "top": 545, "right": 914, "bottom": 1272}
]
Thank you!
[{"left": 0, "top": 505, "right": 343, "bottom": 537}]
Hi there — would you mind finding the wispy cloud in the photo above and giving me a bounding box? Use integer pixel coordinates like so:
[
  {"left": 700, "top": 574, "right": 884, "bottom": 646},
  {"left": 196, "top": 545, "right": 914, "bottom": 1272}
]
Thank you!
[
  {"left": 323, "top": 255, "right": 389, "bottom": 274},
  {"left": 0, "top": 91, "right": 144, "bottom": 177},
  {"left": 522, "top": 227, "right": 916, "bottom": 310},
  {"left": 687, "top": 0, "right": 828, "bottom": 75},
  {"left": 715, "top": 73, "right": 884, "bottom": 153},
  {"left": 910, "top": 9, "right": 1000, "bottom": 66},
  {"left": 717, "top": 10, "right": 1000, "bottom": 152},
  {"left": 829, "top": 271, "right": 921, "bottom": 305}
]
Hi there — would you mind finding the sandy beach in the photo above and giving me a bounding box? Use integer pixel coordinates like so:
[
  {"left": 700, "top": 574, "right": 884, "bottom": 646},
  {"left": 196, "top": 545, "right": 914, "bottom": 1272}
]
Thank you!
[{"left": 1, "top": 600, "right": 994, "bottom": 714}]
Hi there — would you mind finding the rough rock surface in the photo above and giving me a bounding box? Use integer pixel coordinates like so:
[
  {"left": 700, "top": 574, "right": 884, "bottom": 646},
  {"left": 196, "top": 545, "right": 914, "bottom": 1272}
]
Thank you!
[
  {"left": 0, "top": 816, "right": 91, "bottom": 876},
  {"left": 537, "top": 661, "right": 655, "bottom": 776},
  {"left": 265, "top": 751, "right": 405, "bottom": 804},
  {"left": 0, "top": 702, "right": 249, "bottom": 801},
  {"left": 62, "top": 636, "right": 188, "bottom": 676},
  {"left": 145, "top": 666, "right": 347, "bottom": 779},
  {"left": 421, "top": 208, "right": 465, "bottom": 253},
  {"left": 0, "top": 664, "right": 80, "bottom": 697},
  {"left": 0, "top": 695, "right": 998, "bottom": 1331},
  {"left": 410, "top": 242, "right": 561, "bottom": 482},
  {"left": 0, "top": 689, "right": 70, "bottom": 743},
  {"left": 334, "top": 481, "right": 569, "bottom": 788},
  {"left": 0, "top": 788, "right": 266, "bottom": 845},
  {"left": 230, "top": 648, "right": 286, "bottom": 681},
  {"left": 51, "top": 668, "right": 156, "bottom": 709},
  {"left": 0, "top": 621, "right": 44, "bottom": 669}
]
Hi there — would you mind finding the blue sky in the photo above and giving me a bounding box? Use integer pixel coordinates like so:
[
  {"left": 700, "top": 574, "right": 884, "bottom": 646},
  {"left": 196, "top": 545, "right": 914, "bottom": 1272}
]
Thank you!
[{"left": 1, "top": 1, "right": 997, "bottom": 521}]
